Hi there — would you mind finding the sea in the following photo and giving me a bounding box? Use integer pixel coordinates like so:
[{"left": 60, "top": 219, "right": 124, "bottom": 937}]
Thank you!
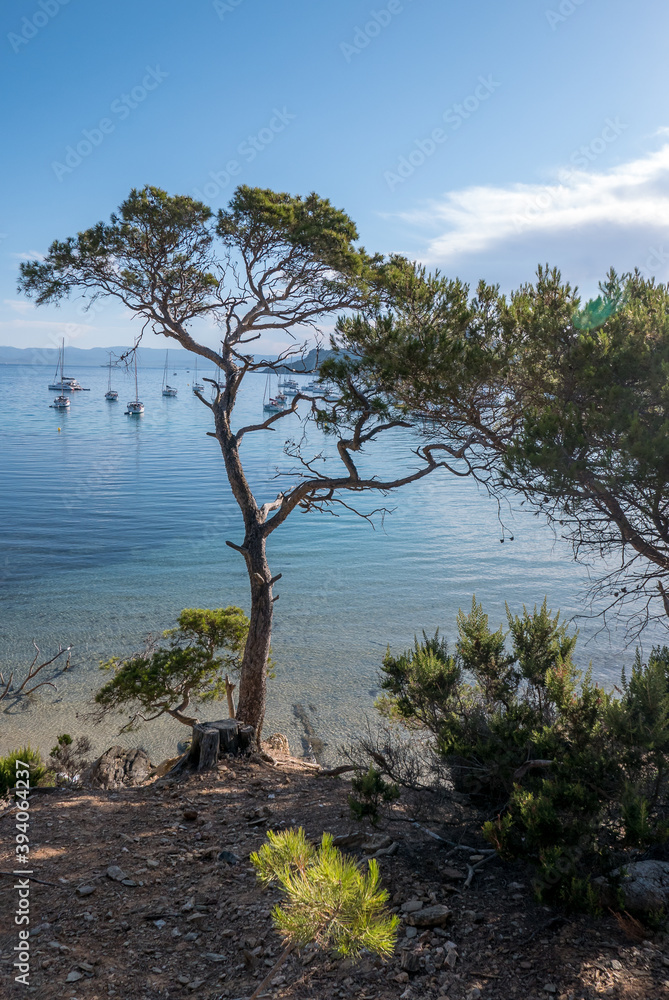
[{"left": 1, "top": 361, "right": 666, "bottom": 766}]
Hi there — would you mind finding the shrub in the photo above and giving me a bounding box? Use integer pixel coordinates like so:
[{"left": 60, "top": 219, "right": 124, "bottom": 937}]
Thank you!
[
  {"left": 48, "top": 734, "right": 92, "bottom": 786},
  {"left": 94, "top": 607, "right": 250, "bottom": 731},
  {"left": 377, "top": 596, "right": 669, "bottom": 908},
  {"left": 249, "top": 828, "right": 398, "bottom": 997},
  {"left": 348, "top": 766, "right": 400, "bottom": 824},
  {"left": 0, "top": 747, "right": 47, "bottom": 797}
]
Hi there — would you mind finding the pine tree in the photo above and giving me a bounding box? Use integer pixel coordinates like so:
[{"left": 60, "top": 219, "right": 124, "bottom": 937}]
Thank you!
[{"left": 249, "top": 828, "right": 398, "bottom": 998}]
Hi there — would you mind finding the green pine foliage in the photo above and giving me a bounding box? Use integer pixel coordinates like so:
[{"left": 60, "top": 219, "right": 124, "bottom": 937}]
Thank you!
[
  {"left": 378, "top": 598, "right": 669, "bottom": 908},
  {"left": 0, "top": 747, "right": 47, "bottom": 797},
  {"left": 94, "top": 607, "right": 249, "bottom": 730},
  {"left": 348, "top": 766, "right": 400, "bottom": 824},
  {"left": 250, "top": 828, "right": 399, "bottom": 959},
  {"left": 48, "top": 733, "right": 92, "bottom": 786}
]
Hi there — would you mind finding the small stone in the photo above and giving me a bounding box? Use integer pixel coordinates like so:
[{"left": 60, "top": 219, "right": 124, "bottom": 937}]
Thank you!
[
  {"left": 217, "top": 850, "right": 241, "bottom": 865},
  {"left": 121, "top": 878, "right": 137, "bottom": 887},
  {"left": 442, "top": 866, "right": 466, "bottom": 880},
  {"left": 543, "top": 985, "right": 558, "bottom": 994},
  {"left": 184, "top": 932, "right": 199, "bottom": 941},
  {"left": 183, "top": 809, "right": 198, "bottom": 821},
  {"left": 466, "top": 989, "right": 481, "bottom": 1000},
  {"left": 187, "top": 980, "right": 204, "bottom": 991},
  {"left": 401, "top": 899, "right": 424, "bottom": 913},
  {"left": 77, "top": 961, "right": 94, "bottom": 972},
  {"left": 171, "top": 928, "right": 181, "bottom": 938},
  {"left": 394, "top": 971, "right": 410, "bottom": 983},
  {"left": 153, "top": 920, "right": 166, "bottom": 929},
  {"left": 66, "top": 971, "right": 83, "bottom": 982},
  {"left": 444, "top": 943, "right": 458, "bottom": 969},
  {"left": 177, "top": 975, "right": 190, "bottom": 985},
  {"left": 405, "top": 926, "right": 418, "bottom": 939},
  {"left": 508, "top": 881, "right": 524, "bottom": 890},
  {"left": 407, "top": 904, "right": 452, "bottom": 928},
  {"left": 106, "top": 865, "right": 126, "bottom": 882},
  {"left": 519, "top": 961, "right": 533, "bottom": 969},
  {"left": 205, "top": 953, "right": 227, "bottom": 962},
  {"left": 146, "top": 859, "right": 159, "bottom": 868},
  {"left": 271, "top": 974, "right": 286, "bottom": 986},
  {"left": 611, "top": 959, "right": 622, "bottom": 970},
  {"left": 469, "top": 854, "right": 485, "bottom": 861},
  {"left": 76, "top": 885, "right": 96, "bottom": 897}
]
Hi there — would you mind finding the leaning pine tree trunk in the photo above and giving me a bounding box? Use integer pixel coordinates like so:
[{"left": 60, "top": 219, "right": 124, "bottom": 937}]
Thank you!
[{"left": 236, "top": 528, "right": 274, "bottom": 738}]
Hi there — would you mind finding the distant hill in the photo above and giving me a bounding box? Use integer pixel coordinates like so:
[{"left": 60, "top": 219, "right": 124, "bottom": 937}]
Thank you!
[
  {"left": 0, "top": 345, "right": 192, "bottom": 368},
  {"left": 260, "top": 347, "right": 336, "bottom": 373},
  {"left": 0, "top": 345, "right": 335, "bottom": 370}
]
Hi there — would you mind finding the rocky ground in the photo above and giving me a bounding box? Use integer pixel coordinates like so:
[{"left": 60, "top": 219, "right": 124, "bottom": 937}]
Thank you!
[{"left": 1, "top": 746, "right": 669, "bottom": 1000}]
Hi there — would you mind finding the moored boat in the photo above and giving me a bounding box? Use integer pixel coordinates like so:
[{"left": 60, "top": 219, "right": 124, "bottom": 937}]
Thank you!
[
  {"left": 192, "top": 355, "right": 204, "bottom": 393},
  {"left": 162, "top": 350, "right": 178, "bottom": 396},
  {"left": 125, "top": 353, "right": 144, "bottom": 415},
  {"left": 105, "top": 352, "right": 118, "bottom": 400},
  {"left": 49, "top": 340, "right": 72, "bottom": 408}
]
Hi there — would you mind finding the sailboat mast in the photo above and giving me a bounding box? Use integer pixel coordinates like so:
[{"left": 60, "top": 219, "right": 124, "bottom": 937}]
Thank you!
[
  {"left": 108, "top": 352, "right": 112, "bottom": 391},
  {"left": 135, "top": 353, "right": 139, "bottom": 402}
]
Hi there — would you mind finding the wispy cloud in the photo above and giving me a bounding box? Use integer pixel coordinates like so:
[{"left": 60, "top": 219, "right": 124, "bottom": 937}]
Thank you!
[
  {"left": 401, "top": 142, "right": 669, "bottom": 269},
  {"left": 4, "top": 299, "right": 35, "bottom": 315},
  {"left": 11, "top": 251, "right": 45, "bottom": 261},
  {"left": 0, "top": 319, "right": 94, "bottom": 335}
]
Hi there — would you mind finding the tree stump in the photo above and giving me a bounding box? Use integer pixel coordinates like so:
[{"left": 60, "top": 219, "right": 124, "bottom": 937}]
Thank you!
[
  {"left": 171, "top": 719, "right": 255, "bottom": 775},
  {"left": 197, "top": 728, "right": 221, "bottom": 772}
]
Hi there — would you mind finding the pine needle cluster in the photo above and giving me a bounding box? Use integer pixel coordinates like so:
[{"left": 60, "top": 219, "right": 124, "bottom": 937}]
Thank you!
[{"left": 250, "top": 827, "right": 399, "bottom": 958}]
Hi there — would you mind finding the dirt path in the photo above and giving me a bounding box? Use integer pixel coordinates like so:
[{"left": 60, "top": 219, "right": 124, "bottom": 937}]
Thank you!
[{"left": 1, "top": 751, "right": 668, "bottom": 1000}]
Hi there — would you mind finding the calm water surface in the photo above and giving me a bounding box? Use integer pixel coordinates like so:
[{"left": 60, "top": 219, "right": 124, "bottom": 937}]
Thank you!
[{"left": 1, "top": 362, "right": 665, "bottom": 763}]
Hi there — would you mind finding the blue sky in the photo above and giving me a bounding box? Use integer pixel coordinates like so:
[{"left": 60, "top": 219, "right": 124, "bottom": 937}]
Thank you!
[{"left": 2, "top": 0, "right": 669, "bottom": 352}]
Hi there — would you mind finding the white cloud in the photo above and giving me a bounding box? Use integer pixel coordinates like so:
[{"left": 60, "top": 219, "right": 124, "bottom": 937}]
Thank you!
[
  {"left": 400, "top": 142, "right": 669, "bottom": 279},
  {"left": 3, "top": 299, "right": 35, "bottom": 315},
  {"left": 11, "top": 251, "right": 45, "bottom": 261},
  {"left": 0, "top": 319, "right": 95, "bottom": 338}
]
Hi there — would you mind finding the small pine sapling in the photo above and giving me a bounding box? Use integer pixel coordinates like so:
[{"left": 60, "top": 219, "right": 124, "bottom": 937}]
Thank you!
[
  {"left": 48, "top": 734, "right": 93, "bottom": 786},
  {"left": 348, "top": 766, "right": 400, "bottom": 824},
  {"left": 249, "top": 827, "right": 399, "bottom": 999}
]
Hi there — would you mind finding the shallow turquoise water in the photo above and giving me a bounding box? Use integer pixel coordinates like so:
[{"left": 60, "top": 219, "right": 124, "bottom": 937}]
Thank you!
[{"left": 0, "top": 362, "right": 665, "bottom": 763}]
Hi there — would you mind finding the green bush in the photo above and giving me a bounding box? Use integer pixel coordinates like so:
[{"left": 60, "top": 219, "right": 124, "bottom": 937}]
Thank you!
[
  {"left": 0, "top": 747, "right": 48, "bottom": 797},
  {"left": 251, "top": 827, "right": 398, "bottom": 958},
  {"left": 94, "top": 607, "right": 250, "bottom": 731},
  {"left": 348, "top": 766, "right": 400, "bottom": 824},
  {"left": 377, "top": 596, "right": 669, "bottom": 908}
]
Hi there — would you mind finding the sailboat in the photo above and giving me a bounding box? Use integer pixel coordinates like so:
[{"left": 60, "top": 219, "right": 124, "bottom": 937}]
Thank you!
[
  {"left": 162, "top": 350, "right": 178, "bottom": 396},
  {"left": 279, "top": 375, "right": 299, "bottom": 396},
  {"left": 49, "top": 341, "right": 70, "bottom": 409},
  {"left": 192, "top": 355, "right": 204, "bottom": 394},
  {"left": 125, "top": 353, "right": 144, "bottom": 415},
  {"left": 263, "top": 374, "right": 288, "bottom": 413},
  {"left": 105, "top": 352, "right": 118, "bottom": 400}
]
